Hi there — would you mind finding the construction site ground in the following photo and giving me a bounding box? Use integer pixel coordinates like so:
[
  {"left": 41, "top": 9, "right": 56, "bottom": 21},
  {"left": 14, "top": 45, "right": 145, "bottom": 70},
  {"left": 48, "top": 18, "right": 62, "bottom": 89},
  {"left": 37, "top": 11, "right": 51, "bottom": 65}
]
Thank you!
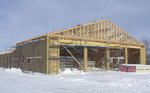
[{"left": 0, "top": 68, "right": 150, "bottom": 93}]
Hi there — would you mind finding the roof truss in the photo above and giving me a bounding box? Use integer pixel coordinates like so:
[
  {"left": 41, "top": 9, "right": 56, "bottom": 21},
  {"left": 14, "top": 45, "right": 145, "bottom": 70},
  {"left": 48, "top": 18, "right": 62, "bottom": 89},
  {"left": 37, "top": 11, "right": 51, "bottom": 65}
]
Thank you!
[{"left": 50, "top": 19, "right": 142, "bottom": 45}]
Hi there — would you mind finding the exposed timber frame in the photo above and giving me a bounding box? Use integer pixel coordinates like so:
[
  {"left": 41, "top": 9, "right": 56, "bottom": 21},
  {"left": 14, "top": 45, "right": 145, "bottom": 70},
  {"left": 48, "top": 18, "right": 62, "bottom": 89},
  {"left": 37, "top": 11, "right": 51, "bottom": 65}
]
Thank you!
[
  {"left": 62, "top": 44, "right": 84, "bottom": 70},
  {"left": 0, "top": 19, "right": 146, "bottom": 74}
]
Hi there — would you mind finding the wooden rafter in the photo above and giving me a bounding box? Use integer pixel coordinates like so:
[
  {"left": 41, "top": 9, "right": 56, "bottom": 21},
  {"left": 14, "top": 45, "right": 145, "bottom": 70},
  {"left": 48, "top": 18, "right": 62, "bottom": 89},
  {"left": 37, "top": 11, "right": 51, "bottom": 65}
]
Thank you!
[
  {"left": 49, "top": 19, "right": 143, "bottom": 45},
  {"left": 16, "top": 19, "right": 143, "bottom": 47}
]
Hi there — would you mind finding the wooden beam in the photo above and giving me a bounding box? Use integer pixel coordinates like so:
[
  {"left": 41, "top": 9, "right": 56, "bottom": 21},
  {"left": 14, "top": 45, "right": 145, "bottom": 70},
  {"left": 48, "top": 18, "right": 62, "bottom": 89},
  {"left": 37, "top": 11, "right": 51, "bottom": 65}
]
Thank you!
[
  {"left": 46, "top": 34, "right": 49, "bottom": 74},
  {"left": 125, "top": 47, "right": 128, "bottom": 64},
  {"left": 49, "top": 35, "right": 144, "bottom": 47},
  {"left": 62, "top": 45, "right": 84, "bottom": 70},
  {"left": 16, "top": 34, "right": 47, "bottom": 45},
  {"left": 83, "top": 47, "right": 88, "bottom": 72},
  {"left": 106, "top": 48, "right": 110, "bottom": 70},
  {"left": 140, "top": 47, "right": 146, "bottom": 64},
  {"left": 50, "top": 19, "right": 107, "bottom": 35}
]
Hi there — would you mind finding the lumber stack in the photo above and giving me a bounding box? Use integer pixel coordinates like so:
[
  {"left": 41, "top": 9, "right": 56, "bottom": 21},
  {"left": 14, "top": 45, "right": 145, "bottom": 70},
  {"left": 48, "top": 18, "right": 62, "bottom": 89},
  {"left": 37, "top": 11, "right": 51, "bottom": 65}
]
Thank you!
[{"left": 119, "top": 64, "right": 150, "bottom": 73}]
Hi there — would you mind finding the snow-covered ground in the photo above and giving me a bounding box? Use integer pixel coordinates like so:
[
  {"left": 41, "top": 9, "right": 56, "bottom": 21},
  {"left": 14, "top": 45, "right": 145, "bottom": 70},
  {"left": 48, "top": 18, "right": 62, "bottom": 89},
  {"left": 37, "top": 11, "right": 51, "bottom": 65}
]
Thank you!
[{"left": 0, "top": 68, "right": 150, "bottom": 93}]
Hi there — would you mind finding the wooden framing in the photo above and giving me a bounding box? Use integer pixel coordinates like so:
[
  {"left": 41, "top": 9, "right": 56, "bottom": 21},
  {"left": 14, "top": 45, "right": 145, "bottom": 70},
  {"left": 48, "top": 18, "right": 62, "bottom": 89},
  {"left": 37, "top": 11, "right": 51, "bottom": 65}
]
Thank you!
[
  {"left": 125, "top": 47, "right": 128, "bottom": 64},
  {"left": 83, "top": 47, "right": 88, "bottom": 72},
  {"left": 49, "top": 19, "right": 142, "bottom": 45},
  {"left": 0, "top": 19, "right": 146, "bottom": 74},
  {"left": 140, "top": 47, "right": 146, "bottom": 64},
  {"left": 106, "top": 48, "right": 110, "bottom": 70},
  {"left": 62, "top": 44, "right": 83, "bottom": 70}
]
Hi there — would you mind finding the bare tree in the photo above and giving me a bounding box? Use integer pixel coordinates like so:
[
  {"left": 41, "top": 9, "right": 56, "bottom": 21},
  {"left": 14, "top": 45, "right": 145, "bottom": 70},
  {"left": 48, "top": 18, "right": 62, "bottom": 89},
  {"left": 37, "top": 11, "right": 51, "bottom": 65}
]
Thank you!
[{"left": 142, "top": 37, "right": 150, "bottom": 64}]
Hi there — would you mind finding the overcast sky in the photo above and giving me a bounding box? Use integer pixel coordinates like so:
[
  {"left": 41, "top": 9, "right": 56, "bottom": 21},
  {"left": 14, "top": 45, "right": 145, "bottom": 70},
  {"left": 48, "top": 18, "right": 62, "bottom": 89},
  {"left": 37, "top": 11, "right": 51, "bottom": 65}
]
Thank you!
[{"left": 0, "top": 0, "right": 150, "bottom": 51}]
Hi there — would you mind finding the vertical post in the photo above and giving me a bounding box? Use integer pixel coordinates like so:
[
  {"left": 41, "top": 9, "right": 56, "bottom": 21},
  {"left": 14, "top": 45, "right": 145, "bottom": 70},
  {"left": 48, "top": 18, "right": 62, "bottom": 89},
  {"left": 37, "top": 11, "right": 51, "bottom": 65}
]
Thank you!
[
  {"left": 48, "top": 39, "right": 60, "bottom": 74},
  {"left": 46, "top": 33, "right": 49, "bottom": 74},
  {"left": 140, "top": 47, "right": 146, "bottom": 64},
  {"left": 106, "top": 47, "right": 110, "bottom": 70},
  {"left": 125, "top": 47, "right": 128, "bottom": 64},
  {"left": 84, "top": 47, "right": 88, "bottom": 72},
  {"left": 56, "top": 45, "right": 60, "bottom": 74}
]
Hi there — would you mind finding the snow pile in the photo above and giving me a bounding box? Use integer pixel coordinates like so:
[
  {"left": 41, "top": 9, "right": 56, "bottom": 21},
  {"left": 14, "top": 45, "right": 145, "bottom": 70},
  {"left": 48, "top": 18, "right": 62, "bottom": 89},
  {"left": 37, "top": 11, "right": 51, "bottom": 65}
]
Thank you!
[
  {"left": 4, "top": 68, "right": 22, "bottom": 73},
  {"left": 60, "top": 68, "right": 85, "bottom": 74}
]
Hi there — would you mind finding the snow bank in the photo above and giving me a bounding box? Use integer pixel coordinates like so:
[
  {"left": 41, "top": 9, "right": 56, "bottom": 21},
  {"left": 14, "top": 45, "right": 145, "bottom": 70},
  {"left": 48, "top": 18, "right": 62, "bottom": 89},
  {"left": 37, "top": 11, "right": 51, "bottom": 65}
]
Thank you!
[
  {"left": 0, "top": 68, "right": 22, "bottom": 74},
  {"left": 0, "top": 68, "right": 150, "bottom": 93}
]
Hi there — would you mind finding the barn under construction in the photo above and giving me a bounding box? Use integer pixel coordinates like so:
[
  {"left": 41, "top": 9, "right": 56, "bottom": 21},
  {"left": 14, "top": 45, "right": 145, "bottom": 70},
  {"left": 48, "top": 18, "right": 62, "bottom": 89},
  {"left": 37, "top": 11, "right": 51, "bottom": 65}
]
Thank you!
[{"left": 0, "top": 19, "right": 146, "bottom": 74}]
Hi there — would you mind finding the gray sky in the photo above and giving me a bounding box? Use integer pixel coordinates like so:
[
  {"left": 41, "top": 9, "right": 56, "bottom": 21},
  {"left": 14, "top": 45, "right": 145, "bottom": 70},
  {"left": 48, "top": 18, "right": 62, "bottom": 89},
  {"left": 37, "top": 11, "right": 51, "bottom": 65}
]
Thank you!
[{"left": 0, "top": 0, "right": 150, "bottom": 51}]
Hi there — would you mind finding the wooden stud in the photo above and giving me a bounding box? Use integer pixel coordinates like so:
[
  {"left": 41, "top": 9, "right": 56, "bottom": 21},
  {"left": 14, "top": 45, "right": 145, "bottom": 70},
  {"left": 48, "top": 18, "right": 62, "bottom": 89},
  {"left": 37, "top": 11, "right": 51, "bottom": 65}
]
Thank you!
[
  {"left": 106, "top": 48, "right": 110, "bottom": 70},
  {"left": 83, "top": 47, "right": 88, "bottom": 72},
  {"left": 140, "top": 47, "right": 146, "bottom": 64},
  {"left": 125, "top": 47, "right": 128, "bottom": 64}
]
